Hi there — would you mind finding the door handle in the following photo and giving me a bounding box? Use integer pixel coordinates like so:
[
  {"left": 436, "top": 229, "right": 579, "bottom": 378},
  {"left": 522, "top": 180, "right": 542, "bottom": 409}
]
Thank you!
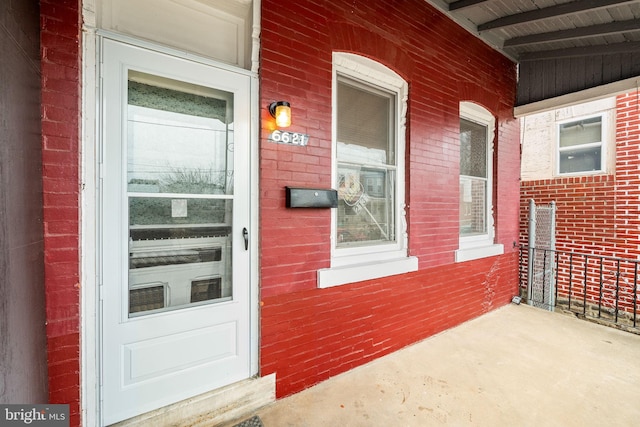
[{"left": 242, "top": 227, "right": 249, "bottom": 250}]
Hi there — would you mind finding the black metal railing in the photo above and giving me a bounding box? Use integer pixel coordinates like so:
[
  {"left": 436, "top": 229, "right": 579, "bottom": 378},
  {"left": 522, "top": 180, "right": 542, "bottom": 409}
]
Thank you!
[{"left": 519, "top": 245, "right": 639, "bottom": 334}]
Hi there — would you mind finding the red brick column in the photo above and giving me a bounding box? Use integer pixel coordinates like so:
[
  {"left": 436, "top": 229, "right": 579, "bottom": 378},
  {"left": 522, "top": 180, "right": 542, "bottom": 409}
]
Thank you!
[
  {"left": 614, "top": 91, "right": 640, "bottom": 259},
  {"left": 40, "top": 0, "right": 82, "bottom": 425}
]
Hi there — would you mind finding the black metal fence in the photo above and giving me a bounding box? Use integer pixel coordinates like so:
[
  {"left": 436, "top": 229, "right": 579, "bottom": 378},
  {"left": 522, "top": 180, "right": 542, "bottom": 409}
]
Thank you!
[{"left": 519, "top": 245, "right": 640, "bottom": 334}]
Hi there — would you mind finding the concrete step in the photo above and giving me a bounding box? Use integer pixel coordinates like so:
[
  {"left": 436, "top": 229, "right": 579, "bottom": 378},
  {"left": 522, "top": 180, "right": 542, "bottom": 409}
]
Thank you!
[{"left": 113, "top": 374, "right": 275, "bottom": 427}]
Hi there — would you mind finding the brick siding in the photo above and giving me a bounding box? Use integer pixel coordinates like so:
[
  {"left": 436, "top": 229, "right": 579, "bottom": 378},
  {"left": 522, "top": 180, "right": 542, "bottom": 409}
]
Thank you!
[
  {"left": 38, "top": 0, "right": 522, "bottom": 420},
  {"left": 261, "top": 253, "right": 518, "bottom": 397},
  {"left": 260, "top": 0, "right": 520, "bottom": 397},
  {"left": 40, "top": 0, "right": 81, "bottom": 425},
  {"left": 520, "top": 91, "right": 640, "bottom": 256},
  {"left": 520, "top": 90, "right": 640, "bottom": 320}
]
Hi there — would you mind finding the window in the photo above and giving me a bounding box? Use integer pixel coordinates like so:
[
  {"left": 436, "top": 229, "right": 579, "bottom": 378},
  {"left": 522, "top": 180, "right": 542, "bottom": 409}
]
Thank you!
[
  {"left": 558, "top": 115, "right": 604, "bottom": 174},
  {"left": 460, "top": 117, "right": 488, "bottom": 237},
  {"left": 336, "top": 78, "right": 395, "bottom": 247},
  {"left": 317, "top": 53, "right": 417, "bottom": 288},
  {"left": 455, "top": 102, "right": 503, "bottom": 262}
]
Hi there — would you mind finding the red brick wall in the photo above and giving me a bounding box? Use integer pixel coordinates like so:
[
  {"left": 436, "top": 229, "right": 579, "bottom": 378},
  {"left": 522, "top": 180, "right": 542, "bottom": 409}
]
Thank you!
[
  {"left": 40, "top": 0, "right": 81, "bottom": 424},
  {"left": 614, "top": 91, "right": 640, "bottom": 259},
  {"left": 260, "top": 0, "right": 520, "bottom": 397},
  {"left": 38, "top": 0, "right": 522, "bottom": 418},
  {"left": 519, "top": 90, "right": 640, "bottom": 316},
  {"left": 520, "top": 90, "right": 640, "bottom": 257},
  {"left": 261, "top": 253, "right": 518, "bottom": 397},
  {"left": 520, "top": 175, "right": 616, "bottom": 255}
]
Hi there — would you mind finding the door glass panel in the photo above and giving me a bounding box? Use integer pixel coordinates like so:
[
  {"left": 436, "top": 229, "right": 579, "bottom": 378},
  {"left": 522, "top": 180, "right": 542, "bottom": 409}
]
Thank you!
[
  {"left": 126, "top": 71, "right": 234, "bottom": 317},
  {"left": 129, "top": 197, "right": 229, "bottom": 226}
]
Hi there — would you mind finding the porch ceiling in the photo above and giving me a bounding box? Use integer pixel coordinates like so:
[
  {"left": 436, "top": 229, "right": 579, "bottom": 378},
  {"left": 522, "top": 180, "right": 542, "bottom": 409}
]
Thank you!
[{"left": 425, "top": 0, "right": 640, "bottom": 113}]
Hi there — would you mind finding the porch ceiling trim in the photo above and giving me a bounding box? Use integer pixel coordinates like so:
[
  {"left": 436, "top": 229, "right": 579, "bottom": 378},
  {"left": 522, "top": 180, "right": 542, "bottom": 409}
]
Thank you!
[{"left": 426, "top": 0, "right": 640, "bottom": 112}]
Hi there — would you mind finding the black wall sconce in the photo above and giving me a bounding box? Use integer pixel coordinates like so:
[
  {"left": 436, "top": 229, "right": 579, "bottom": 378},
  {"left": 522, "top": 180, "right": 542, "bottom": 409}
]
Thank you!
[{"left": 269, "top": 101, "right": 291, "bottom": 128}]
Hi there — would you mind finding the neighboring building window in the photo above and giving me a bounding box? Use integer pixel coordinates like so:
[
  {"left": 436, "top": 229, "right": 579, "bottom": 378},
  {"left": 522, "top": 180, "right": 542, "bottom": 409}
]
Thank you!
[
  {"left": 455, "top": 102, "right": 503, "bottom": 262},
  {"left": 558, "top": 115, "right": 604, "bottom": 174},
  {"left": 318, "top": 52, "right": 417, "bottom": 288}
]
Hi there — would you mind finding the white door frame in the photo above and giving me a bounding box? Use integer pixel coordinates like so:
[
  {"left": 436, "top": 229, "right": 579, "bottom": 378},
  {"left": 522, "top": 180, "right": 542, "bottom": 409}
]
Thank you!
[{"left": 80, "top": 30, "right": 259, "bottom": 426}]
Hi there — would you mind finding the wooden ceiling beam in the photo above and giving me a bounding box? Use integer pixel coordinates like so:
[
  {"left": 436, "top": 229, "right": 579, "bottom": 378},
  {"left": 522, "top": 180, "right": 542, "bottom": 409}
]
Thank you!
[
  {"left": 504, "top": 18, "right": 640, "bottom": 47},
  {"left": 518, "top": 40, "right": 640, "bottom": 61},
  {"left": 479, "top": 0, "right": 640, "bottom": 32},
  {"left": 448, "top": 0, "right": 489, "bottom": 11}
]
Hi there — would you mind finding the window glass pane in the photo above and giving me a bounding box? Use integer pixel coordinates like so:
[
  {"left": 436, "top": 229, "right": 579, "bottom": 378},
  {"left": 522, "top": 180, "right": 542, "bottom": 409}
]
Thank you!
[
  {"left": 460, "top": 118, "right": 487, "bottom": 178},
  {"left": 559, "top": 117, "right": 601, "bottom": 148},
  {"left": 559, "top": 146, "right": 602, "bottom": 174},
  {"left": 460, "top": 176, "right": 486, "bottom": 236},
  {"left": 337, "top": 166, "right": 395, "bottom": 247},
  {"left": 127, "top": 76, "right": 234, "bottom": 195},
  {"left": 336, "top": 77, "right": 396, "bottom": 249},
  {"left": 337, "top": 80, "right": 394, "bottom": 165},
  {"left": 129, "top": 197, "right": 229, "bottom": 227}
]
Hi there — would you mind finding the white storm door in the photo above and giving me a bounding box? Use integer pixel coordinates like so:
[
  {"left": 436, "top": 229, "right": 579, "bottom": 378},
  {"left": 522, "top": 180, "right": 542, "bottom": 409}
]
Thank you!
[{"left": 100, "top": 38, "right": 252, "bottom": 425}]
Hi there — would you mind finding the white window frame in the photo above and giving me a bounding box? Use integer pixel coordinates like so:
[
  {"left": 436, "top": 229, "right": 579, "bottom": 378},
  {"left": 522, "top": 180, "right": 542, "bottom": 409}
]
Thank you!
[
  {"left": 455, "top": 102, "right": 503, "bottom": 263},
  {"left": 318, "top": 52, "right": 417, "bottom": 288},
  {"left": 556, "top": 113, "right": 606, "bottom": 176}
]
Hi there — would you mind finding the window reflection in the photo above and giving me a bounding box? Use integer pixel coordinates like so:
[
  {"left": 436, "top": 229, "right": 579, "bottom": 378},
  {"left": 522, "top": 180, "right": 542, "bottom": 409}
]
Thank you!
[
  {"left": 460, "top": 118, "right": 488, "bottom": 236},
  {"left": 336, "top": 78, "right": 396, "bottom": 247},
  {"left": 126, "top": 71, "right": 234, "bottom": 317}
]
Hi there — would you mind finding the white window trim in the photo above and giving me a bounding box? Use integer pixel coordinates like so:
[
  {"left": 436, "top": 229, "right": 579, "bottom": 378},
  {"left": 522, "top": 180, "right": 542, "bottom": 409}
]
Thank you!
[
  {"left": 318, "top": 52, "right": 417, "bottom": 288},
  {"left": 556, "top": 112, "right": 607, "bottom": 176},
  {"left": 455, "top": 102, "right": 503, "bottom": 263}
]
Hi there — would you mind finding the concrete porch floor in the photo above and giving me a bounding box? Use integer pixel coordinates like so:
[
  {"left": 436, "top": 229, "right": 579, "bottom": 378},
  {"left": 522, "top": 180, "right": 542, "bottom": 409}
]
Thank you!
[{"left": 236, "top": 304, "right": 640, "bottom": 426}]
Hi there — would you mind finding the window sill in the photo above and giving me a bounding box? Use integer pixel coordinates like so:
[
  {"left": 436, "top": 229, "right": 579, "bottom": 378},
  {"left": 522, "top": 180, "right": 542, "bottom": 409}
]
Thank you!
[
  {"left": 557, "top": 170, "right": 606, "bottom": 177},
  {"left": 455, "top": 244, "right": 504, "bottom": 263},
  {"left": 317, "top": 256, "right": 418, "bottom": 288}
]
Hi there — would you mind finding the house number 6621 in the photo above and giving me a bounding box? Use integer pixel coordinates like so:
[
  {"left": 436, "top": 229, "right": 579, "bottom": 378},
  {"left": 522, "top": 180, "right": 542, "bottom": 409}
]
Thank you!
[{"left": 269, "top": 130, "right": 309, "bottom": 146}]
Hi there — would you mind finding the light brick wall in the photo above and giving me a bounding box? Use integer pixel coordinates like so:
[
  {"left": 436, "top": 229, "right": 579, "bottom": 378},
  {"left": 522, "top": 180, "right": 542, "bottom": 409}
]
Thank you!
[{"left": 520, "top": 97, "right": 616, "bottom": 181}]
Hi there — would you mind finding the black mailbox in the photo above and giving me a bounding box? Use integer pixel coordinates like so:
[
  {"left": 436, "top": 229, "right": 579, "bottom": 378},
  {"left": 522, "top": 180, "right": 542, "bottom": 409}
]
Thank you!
[{"left": 286, "top": 187, "right": 338, "bottom": 208}]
